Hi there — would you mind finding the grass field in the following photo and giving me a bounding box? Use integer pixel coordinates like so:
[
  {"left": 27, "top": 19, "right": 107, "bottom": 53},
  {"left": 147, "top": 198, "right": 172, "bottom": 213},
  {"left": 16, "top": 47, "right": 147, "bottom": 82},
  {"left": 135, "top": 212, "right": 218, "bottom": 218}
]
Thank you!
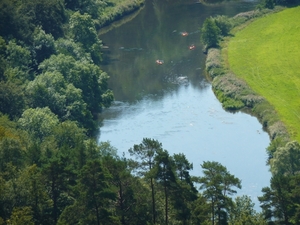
[{"left": 228, "top": 6, "right": 300, "bottom": 142}]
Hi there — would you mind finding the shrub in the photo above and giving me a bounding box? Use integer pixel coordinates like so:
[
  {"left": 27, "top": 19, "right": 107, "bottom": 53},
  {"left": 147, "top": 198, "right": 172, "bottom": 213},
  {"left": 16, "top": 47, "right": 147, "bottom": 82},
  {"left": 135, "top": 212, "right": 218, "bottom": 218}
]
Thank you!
[
  {"left": 201, "top": 18, "right": 221, "bottom": 48},
  {"left": 212, "top": 15, "right": 232, "bottom": 36}
]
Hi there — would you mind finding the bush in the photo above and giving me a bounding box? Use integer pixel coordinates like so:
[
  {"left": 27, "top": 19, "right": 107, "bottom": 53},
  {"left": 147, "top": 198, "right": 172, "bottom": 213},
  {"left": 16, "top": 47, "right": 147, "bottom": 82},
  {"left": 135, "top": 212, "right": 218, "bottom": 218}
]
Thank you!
[
  {"left": 212, "top": 15, "right": 232, "bottom": 36},
  {"left": 214, "top": 89, "right": 244, "bottom": 110},
  {"left": 201, "top": 18, "right": 221, "bottom": 48}
]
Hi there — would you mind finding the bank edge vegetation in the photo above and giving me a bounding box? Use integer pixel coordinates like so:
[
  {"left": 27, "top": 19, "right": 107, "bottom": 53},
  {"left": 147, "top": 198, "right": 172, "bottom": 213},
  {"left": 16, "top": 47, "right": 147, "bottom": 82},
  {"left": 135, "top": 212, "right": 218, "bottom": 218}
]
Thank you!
[
  {"left": 0, "top": 0, "right": 262, "bottom": 224},
  {"left": 0, "top": 0, "right": 300, "bottom": 224},
  {"left": 202, "top": 0, "right": 300, "bottom": 223}
]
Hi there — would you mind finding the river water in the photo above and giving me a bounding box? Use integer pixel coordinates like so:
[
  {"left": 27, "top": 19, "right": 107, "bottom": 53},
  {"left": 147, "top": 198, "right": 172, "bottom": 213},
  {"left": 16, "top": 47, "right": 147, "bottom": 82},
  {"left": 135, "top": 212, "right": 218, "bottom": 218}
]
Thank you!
[{"left": 98, "top": 0, "right": 270, "bottom": 209}]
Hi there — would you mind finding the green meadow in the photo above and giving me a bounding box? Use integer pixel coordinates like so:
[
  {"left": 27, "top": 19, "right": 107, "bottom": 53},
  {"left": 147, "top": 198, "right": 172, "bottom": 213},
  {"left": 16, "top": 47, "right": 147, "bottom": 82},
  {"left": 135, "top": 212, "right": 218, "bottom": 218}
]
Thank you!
[{"left": 228, "top": 6, "right": 300, "bottom": 142}]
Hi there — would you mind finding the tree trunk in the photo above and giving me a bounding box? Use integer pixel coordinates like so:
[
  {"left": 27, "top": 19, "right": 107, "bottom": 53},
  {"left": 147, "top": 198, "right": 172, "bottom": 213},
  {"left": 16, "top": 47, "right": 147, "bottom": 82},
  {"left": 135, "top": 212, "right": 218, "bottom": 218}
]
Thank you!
[
  {"left": 165, "top": 182, "right": 168, "bottom": 225},
  {"left": 119, "top": 182, "right": 126, "bottom": 225},
  {"left": 94, "top": 196, "right": 100, "bottom": 225},
  {"left": 151, "top": 177, "right": 156, "bottom": 224},
  {"left": 211, "top": 200, "right": 215, "bottom": 225}
]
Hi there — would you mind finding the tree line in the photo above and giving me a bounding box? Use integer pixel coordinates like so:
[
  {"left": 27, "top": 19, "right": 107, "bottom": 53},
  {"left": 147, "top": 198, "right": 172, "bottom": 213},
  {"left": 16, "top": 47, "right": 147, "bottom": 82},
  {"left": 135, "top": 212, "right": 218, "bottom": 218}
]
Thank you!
[
  {"left": 0, "top": 0, "right": 115, "bottom": 136},
  {"left": 0, "top": 0, "right": 300, "bottom": 224},
  {"left": 1, "top": 133, "right": 266, "bottom": 224}
]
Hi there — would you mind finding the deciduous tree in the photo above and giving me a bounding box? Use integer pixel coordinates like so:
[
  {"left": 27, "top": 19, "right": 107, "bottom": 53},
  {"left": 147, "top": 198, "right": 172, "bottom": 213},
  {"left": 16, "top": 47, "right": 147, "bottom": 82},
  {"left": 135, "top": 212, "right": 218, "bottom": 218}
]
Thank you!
[{"left": 201, "top": 18, "right": 221, "bottom": 48}]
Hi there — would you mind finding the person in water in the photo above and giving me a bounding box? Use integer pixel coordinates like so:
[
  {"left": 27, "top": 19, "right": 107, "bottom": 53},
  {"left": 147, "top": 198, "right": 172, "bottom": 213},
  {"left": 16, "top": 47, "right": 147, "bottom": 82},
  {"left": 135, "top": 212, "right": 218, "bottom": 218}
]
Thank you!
[
  {"left": 181, "top": 31, "right": 188, "bottom": 36},
  {"left": 156, "top": 59, "right": 164, "bottom": 65},
  {"left": 189, "top": 44, "right": 195, "bottom": 50}
]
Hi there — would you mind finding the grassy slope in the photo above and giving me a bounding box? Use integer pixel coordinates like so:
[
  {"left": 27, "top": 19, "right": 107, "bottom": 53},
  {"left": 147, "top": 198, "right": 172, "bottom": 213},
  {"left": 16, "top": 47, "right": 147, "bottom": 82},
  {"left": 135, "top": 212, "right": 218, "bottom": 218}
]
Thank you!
[{"left": 228, "top": 6, "right": 300, "bottom": 142}]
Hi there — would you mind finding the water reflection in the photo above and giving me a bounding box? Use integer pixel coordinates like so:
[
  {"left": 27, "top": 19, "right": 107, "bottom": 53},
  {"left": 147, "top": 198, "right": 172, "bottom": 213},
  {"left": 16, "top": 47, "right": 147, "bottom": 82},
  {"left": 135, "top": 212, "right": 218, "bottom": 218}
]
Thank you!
[
  {"left": 99, "top": 84, "right": 270, "bottom": 209},
  {"left": 98, "top": 0, "right": 270, "bottom": 209}
]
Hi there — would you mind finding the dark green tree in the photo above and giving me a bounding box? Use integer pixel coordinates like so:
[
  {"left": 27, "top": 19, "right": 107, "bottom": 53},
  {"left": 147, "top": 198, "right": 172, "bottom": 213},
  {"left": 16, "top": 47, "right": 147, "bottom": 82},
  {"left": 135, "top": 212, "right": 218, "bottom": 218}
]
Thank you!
[
  {"left": 129, "top": 138, "right": 163, "bottom": 224},
  {"left": 258, "top": 174, "right": 298, "bottom": 225},
  {"left": 172, "top": 153, "right": 198, "bottom": 224},
  {"left": 8, "top": 207, "right": 34, "bottom": 225},
  {"left": 103, "top": 154, "right": 151, "bottom": 225},
  {"left": 31, "top": 27, "right": 55, "bottom": 67},
  {"left": 0, "top": 81, "right": 25, "bottom": 119},
  {"left": 154, "top": 149, "right": 177, "bottom": 225},
  {"left": 78, "top": 160, "right": 117, "bottom": 225},
  {"left": 42, "top": 155, "right": 75, "bottom": 224},
  {"left": 190, "top": 194, "right": 211, "bottom": 224},
  {"left": 69, "top": 11, "right": 102, "bottom": 63},
  {"left": 213, "top": 15, "right": 232, "bottom": 36},
  {"left": 201, "top": 18, "right": 221, "bottom": 49},
  {"left": 199, "top": 161, "right": 241, "bottom": 225}
]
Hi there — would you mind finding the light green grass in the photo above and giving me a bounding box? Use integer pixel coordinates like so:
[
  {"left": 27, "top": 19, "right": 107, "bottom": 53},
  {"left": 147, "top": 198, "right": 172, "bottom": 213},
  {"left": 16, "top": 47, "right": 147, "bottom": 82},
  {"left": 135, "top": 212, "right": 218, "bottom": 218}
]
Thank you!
[{"left": 228, "top": 6, "right": 300, "bottom": 142}]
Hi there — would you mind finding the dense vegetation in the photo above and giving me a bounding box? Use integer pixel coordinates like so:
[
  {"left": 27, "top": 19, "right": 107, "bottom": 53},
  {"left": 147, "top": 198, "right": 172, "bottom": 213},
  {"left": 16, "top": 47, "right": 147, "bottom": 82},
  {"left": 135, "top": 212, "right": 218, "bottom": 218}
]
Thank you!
[
  {"left": 1, "top": 0, "right": 299, "bottom": 223},
  {"left": 201, "top": 1, "right": 300, "bottom": 224},
  {"left": 0, "top": 0, "right": 261, "bottom": 224}
]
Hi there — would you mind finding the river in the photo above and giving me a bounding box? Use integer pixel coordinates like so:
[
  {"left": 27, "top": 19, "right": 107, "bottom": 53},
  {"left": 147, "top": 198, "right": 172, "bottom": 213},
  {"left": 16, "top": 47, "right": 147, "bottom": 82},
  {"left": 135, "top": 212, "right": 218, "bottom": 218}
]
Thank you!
[{"left": 98, "top": 0, "right": 270, "bottom": 210}]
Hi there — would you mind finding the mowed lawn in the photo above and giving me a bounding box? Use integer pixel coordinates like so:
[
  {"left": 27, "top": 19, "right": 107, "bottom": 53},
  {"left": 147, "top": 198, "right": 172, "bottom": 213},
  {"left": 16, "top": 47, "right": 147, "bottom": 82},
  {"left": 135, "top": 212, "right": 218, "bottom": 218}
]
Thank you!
[{"left": 228, "top": 6, "right": 300, "bottom": 142}]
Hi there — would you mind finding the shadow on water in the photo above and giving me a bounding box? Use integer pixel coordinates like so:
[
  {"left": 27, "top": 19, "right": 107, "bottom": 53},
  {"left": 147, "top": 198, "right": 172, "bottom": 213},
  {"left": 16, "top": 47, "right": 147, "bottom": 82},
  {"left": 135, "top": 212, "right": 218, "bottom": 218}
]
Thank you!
[{"left": 99, "top": 0, "right": 259, "bottom": 102}]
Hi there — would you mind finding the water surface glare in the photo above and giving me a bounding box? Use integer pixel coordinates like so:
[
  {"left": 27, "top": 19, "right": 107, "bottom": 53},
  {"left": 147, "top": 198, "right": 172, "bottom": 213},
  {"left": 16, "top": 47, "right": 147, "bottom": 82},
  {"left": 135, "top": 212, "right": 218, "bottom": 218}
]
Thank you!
[
  {"left": 98, "top": 0, "right": 271, "bottom": 209},
  {"left": 99, "top": 84, "right": 270, "bottom": 208}
]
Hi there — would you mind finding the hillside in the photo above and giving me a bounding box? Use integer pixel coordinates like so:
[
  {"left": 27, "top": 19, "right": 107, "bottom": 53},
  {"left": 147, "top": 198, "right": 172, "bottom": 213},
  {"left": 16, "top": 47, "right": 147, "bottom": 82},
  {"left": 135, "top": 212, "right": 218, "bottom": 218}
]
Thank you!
[{"left": 228, "top": 6, "right": 300, "bottom": 142}]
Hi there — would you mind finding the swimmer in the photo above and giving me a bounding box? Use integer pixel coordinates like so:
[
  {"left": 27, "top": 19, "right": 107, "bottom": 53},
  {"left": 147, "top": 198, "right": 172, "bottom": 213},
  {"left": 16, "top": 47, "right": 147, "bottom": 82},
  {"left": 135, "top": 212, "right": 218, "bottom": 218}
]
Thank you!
[
  {"left": 189, "top": 44, "right": 196, "bottom": 50},
  {"left": 181, "top": 31, "right": 188, "bottom": 36},
  {"left": 156, "top": 59, "right": 164, "bottom": 65}
]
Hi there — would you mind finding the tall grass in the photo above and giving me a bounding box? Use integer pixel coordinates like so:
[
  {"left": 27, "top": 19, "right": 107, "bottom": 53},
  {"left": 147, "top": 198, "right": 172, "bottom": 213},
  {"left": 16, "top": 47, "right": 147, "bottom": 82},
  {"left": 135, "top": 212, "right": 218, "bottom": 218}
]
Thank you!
[
  {"left": 98, "top": 0, "right": 144, "bottom": 27},
  {"left": 228, "top": 6, "right": 300, "bottom": 142}
]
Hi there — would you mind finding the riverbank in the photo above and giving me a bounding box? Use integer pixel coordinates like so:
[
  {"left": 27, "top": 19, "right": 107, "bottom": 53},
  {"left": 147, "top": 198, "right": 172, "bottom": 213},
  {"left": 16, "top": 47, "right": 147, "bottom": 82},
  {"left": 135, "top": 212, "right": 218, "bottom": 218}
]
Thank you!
[
  {"left": 96, "top": 0, "right": 145, "bottom": 28},
  {"left": 205, "top": 7, "right": 291, "bottom": 149}
]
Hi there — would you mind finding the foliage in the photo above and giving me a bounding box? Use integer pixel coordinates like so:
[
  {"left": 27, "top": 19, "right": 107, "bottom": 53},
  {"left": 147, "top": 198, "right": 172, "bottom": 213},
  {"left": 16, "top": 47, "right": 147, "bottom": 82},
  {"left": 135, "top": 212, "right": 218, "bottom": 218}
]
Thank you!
[
  {"left": 77, "top": 160, "right": 117, "bottom": 225},
  {"left": 5, "top": 40, "right": 31, "bottom": 72},
  {"left": 258, "top": 174, "right": 300, "bottom": 224},
  {"left": 0, "top": 0, "right": 154, "bottom": 224},
  {"left": 228, "top": 195, "right": 267, "bottom": 225},
  {"left": 214, "top": 89, "right": 245, "bottom": 110},
  {"left": 31, "top": 27, "right": 56, "bottom": 67},
  {"left": 201, "top": 17, "right": 221, "bottom": 48},
  {"left": 0, "top": 0, "right": 65, "bottom": 41},
  {"left": 201, "top": 15, "right": 233, "bottom": 49},
  {"left": 199, "top": 161, "right": 242, "bottom": 225},
  {"left": 129, "top": 138, "right": 162, "bottom": 224},
  {"left": 69, "top": 11, "right": 103, "bottom": 63},
  {"left": 7, "top": 207, "right": 34, "bottom": 225},
  {"left": 0, "top": 81, "right": 25, "bottom": 119},
  {"left": 39, "top": 54, "right": 113, "bottom": 114},
  {"left": 212, "top": 15, "right": 232, "bottom": 36},
  {"left": 18, "top": 107, "right": 59, "bottom": 142},
  {"left": 3, "top": 0, "right": 300, "bottom": 224},
  {"left": 270, "top": 141, "right": 300, "bottom": 176},
  {"left": 26, "top": 71, "right": 93, "bottom": 129}
]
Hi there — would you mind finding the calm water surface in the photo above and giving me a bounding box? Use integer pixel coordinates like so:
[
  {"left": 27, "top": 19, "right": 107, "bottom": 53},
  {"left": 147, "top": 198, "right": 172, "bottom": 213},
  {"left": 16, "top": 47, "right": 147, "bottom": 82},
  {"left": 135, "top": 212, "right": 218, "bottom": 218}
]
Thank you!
[{"left": 98, "top": 0, "right": 270, "bottom": 209}]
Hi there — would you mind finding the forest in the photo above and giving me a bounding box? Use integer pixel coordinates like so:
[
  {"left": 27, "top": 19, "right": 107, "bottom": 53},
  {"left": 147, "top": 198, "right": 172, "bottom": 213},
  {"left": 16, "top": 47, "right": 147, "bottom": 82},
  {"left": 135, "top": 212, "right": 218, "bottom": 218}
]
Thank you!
[{"left": 0, "top": 0, "right": 300, "bottom": 224}]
